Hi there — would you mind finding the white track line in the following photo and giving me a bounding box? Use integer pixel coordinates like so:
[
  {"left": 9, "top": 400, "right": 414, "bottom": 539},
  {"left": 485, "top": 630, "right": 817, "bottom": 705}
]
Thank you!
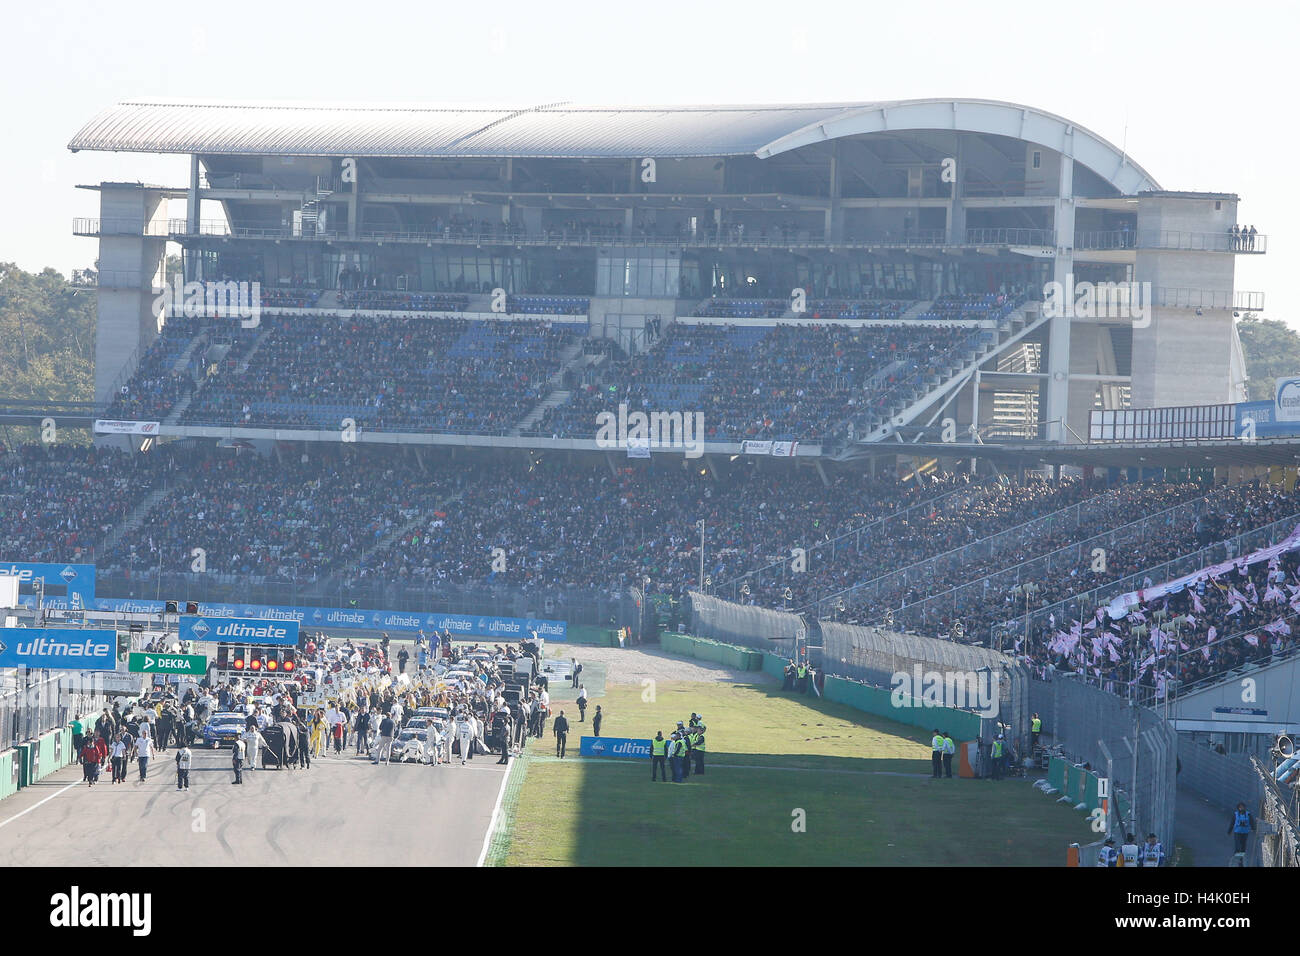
[
  {"left": 476, "top": 757, "right": 513, "bottom": 868},
  {"left": 0, "top": 779, "right": 80, "bottom": 831}
]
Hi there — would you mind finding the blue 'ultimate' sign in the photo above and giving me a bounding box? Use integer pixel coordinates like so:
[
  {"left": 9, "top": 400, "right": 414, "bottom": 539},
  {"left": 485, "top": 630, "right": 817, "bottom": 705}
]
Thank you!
[
  {"left": 0, "top": 628, "right": 117, "bottom": 671},
  {"left": 579, "top": 736, "right": 653, "bottom": 759},
  {"left": 179, "top": 615, "right": 299, "bottom": 646},
  {"left": 0, "top": 561, "right": 96, "bottom": 606}
]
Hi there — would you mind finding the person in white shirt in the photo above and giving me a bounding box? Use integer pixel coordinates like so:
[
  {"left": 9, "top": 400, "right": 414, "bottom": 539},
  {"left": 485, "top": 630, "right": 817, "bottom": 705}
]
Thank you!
[
  {"left": 242, "top": 725, "right": 267, "bottom": 771},
  {"left": 390, "top": 701, "right": 404, "bottom": 724},
  {"left": 231, "top": 738, "right": 246, "bottom": 784},
  {"left": 175, "top": 745, "right": 192, "bottom": 791},
  {"left": 110, "top": 735, "right": 128, "bottom": 784},
  {"left": 455, "top": 712, "right": 474, "bottom": 765},
  {"left": 134, "top": 733, "right": 154, "bottom": 781}
]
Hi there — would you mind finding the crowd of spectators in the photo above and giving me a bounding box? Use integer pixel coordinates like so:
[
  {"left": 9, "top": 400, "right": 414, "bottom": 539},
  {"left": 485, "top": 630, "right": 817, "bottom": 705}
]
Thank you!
[
  {"left": 180, "top": 313, "right": 581, "bottom": 435},
  {"left": 697, "top": 299, "right": 789, "bottom": 319},
  {"left": 530, "top": 322, "right": 980, "bottom": 443},
  {"left": 9, "top": 435, "right": 1300, "bottom": 698},
  {"left": 98, "top": 451, "right": 436, "bottom": 581},
  {"left": 0, "top": 443, "right": 174, "bottom": 563},
  {"left": 1000, "top": 480, "right": 1300, "bottom": 696}
]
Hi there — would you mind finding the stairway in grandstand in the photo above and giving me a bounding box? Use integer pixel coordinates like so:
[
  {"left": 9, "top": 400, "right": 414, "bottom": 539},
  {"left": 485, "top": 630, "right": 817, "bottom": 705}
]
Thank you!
[
  {"left": 159, "top": 329, "right": 213, "bottom": 425},
  {"left": 848, "top": 300, "right": 1047, "bottom": 445},
  {"left": 508, "top": 339, "right": 587, "bottom": 437},
  {"left": 170, "top": 331, "right": 208, "bottom": 375},
  {"left": 512, "top": 390, "right": 571, "bottom": 437},
  {"left": 95, "top": 485, "right": 174, "bottom": 557},
  {"left": 321, "top": 493, "right": 465, "bottom": 591},
  {"left": 235, "top": 327, "right": 272, "bottom": 373}
]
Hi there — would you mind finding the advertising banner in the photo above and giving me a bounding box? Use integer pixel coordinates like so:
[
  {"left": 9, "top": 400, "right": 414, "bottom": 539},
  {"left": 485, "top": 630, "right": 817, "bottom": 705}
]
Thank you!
[
  {"left": 93, "top": 420, "right": 160, "bottom": 435},
  {"left": 78, "top": 599, "right": 568, "bottom": 641},
  {"left": 179, "top": 615, "right": 299, "bottom": 646},
  {"left": 0, "top": 561, "right": 96, "bottom": 605},
  {"left": 0, "top": 628, "right": 118, "bottom": 670},
  {"left": 579, "top": 735, "right": 653, "bottom": 759}
]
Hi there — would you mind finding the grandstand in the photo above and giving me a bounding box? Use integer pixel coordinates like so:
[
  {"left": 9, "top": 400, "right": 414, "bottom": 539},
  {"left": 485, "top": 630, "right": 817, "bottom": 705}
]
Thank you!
[{"left": 68, "top": 98, "right": 1261, "bottom": 452}]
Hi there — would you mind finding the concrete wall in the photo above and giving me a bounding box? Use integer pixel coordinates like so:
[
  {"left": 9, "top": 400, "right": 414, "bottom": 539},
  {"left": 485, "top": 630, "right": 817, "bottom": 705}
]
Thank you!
[
  {"left": 93, "top": 186, "right": 169, "bottom": 406},
  {"left": 1129, "top": 195, "right": 1246, "bottom": 408},
  {"left": 1173, "top": 653, "right": 1300, "bottom": 725}
]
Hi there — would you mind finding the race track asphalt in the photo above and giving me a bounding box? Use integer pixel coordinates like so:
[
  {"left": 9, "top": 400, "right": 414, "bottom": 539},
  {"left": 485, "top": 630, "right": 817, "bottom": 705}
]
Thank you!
[{"left": 0, "top": 745, "right": 509, "bottom": 867}]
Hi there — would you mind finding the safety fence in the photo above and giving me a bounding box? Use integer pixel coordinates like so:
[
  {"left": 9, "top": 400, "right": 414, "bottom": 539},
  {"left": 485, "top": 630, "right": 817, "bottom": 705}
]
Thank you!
[
  {"left": 687, "top": 590, "right": 805, "bottom": 655},
  {"left": 657, "top": 633, "right": 985, "bottom": 742},
  {"left": 0, "top": 725, "right": 78, "bottom": 802},
  {"left": 1178, "top": 738, "right": 1262, "bottom": 814},
  {"left": 819, "top": 620, "right": 1028, "bottom": 746},
  {"left": 1029, "top": 674, "right": 1176, "bottom": 847},
  {"left": 1, "top": 671, "right": 104, "bottom": 750},
  {"left": 1251, "top": 755, "right": 1300, "bottom": 867}
]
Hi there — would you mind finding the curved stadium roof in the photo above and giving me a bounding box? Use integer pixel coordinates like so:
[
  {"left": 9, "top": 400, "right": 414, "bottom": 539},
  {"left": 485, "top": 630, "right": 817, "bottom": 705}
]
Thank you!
[{"left": 68, "top": 98, "right": 1159, "bottom": 193}]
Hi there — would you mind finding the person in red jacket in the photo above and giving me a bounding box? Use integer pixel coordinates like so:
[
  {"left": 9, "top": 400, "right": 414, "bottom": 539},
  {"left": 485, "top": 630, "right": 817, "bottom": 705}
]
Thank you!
[{"left": 80, "top": 735, "right": 103, "bottom": 787}]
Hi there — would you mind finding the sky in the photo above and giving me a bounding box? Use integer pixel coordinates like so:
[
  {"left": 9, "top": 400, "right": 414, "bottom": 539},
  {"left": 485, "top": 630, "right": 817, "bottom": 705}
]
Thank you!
[{"left": 3, "top": 0, "right": 1293, "bottom": 321}]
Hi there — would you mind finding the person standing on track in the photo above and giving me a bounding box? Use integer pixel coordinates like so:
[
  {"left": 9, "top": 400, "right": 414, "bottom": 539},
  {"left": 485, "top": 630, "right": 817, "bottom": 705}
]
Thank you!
[
  {"left": 109, "top": 732, "right": 128, "bottom": 784},
  {"left": 296, "top": 713, "right": 312, "bottom": 769},
  {"left": 690, "top": 724, "right": 705, "bottom": 775},
  {"left": 373, "top": 713, "right": 395, "bottom": 765},
  {"left": 1118, "top": 833, "right": 1141, "bottom": 867},
  {"left": 242, "top": 723, "right": 267, "bottom": 772},
  {"left": 134, "top": 729, "right": 154, "bottom": 782},
  {"left": 669, "top": 732, "right": 685, "bottom": 783},
  {"left": 81, "top": 734, "right": 102, "bottom": 787},
  {"left": 455, "top": 710, "right": 474, "bottom": 765},
  {"left": 175, "top": 743, "right": 192, "bottom": 791},
  {"left": 931, "top": 729, "right": 944, "bottom": 778},
  {"left": 231, "top": 737, "right": 246, "bottom": 785},
  {"left": 355, "top": 707, "right": 371, "bottom": 756},
  {"left": 553, "top": 710, "right": 570, "bottom": 758}
]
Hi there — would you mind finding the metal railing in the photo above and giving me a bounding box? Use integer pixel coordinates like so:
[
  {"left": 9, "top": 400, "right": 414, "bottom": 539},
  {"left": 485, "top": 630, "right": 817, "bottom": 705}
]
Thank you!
[
  {"left": 802, "top": 480, "right": 1212, "bottom": 621},
  {"left": 1155, "top": 287, "right": 1265, "bottom": 311},
  {"left": 714, "top": 475, "right": 993, "bottom": 601},
  {"left": 964, "top": 227, "right": 1055, "bottom": 246},
  {"left": 880, "top": 486, "right": 1229, "bottom": 638},
  {"left": 1001, "top": 509, "right": 1300, "bottom": 650},
  {"left": 150, "top": 218, "right": 1061, "bottom": 252}
]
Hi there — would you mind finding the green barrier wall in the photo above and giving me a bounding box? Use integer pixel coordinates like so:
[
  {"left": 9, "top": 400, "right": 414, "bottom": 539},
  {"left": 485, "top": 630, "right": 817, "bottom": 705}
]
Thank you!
[
  {"left": 659, "top": 633, "right": 764, "bottom": 670},
  {"left": 565, "top": 626, "right": 621, "bottom": 647},
  {"left": 761, "top": 653, "right": 787, "bottom": 680},
  {"left": 820, "top": 676, "right": 982, "bottom": 739},
  {"left": 1048, "top": 756, "right": 1067, "bottom": 793},
  {"left": 1047, "top": 756, "right": 1106, "bottom": 816},
  {"left": 34, "top": 728, "right": 72, "bottom": 781},
  {"left": 17, "top": 742, "right": 35, "bottom": 789},
  {"left": 0, "top": 750, "right": 17, "bottom": 801}
]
